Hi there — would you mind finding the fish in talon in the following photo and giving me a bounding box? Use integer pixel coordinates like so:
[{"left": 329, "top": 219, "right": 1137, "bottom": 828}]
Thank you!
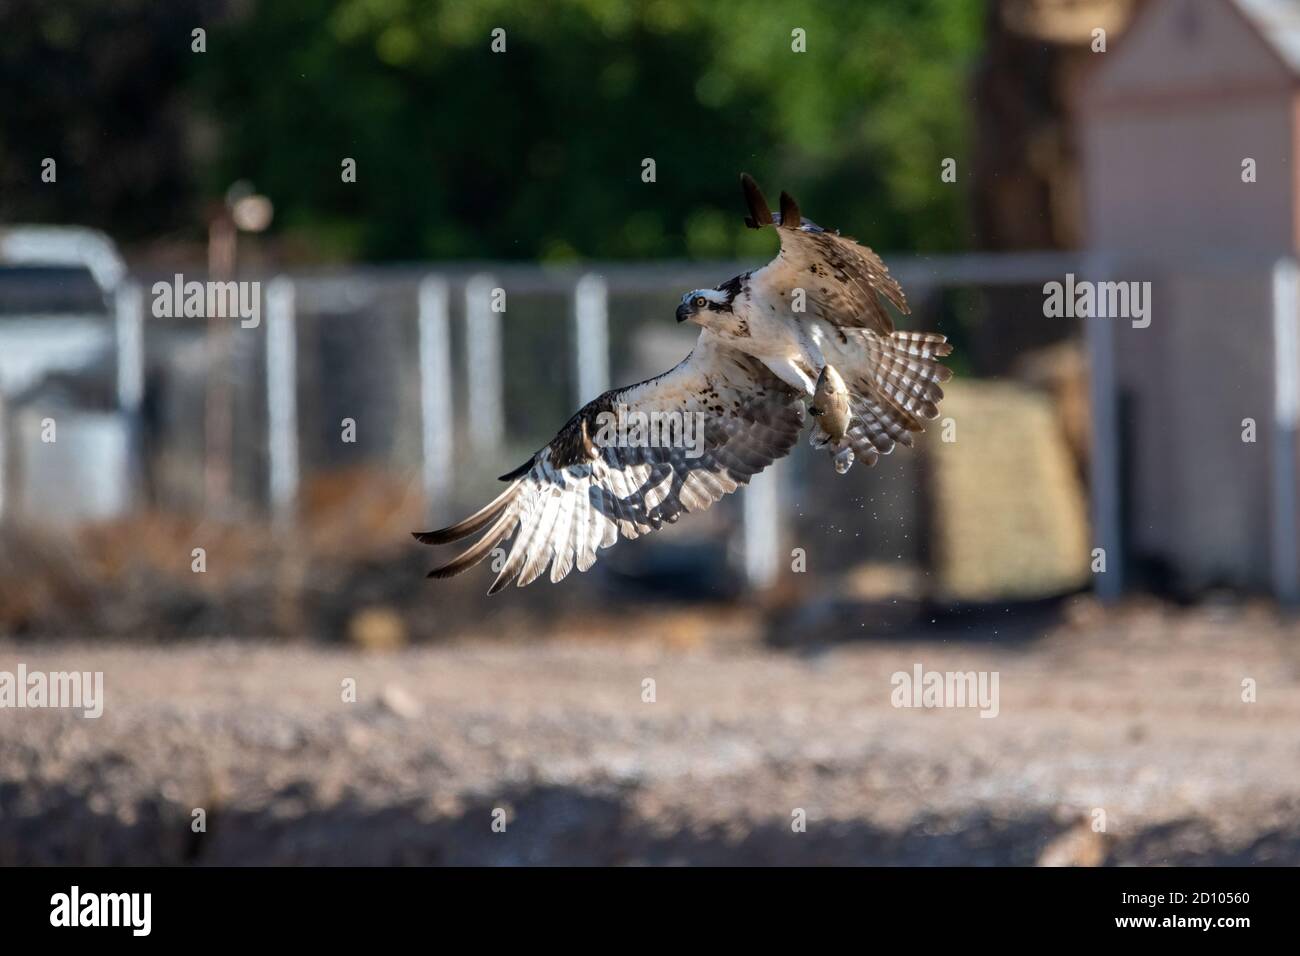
[{"left": 810, "top": 364, "right": 850, "bottom": 443}]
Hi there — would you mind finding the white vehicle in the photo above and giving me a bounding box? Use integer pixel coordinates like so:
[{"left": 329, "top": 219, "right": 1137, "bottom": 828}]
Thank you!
[{"left": 0, "top": 226, "right": 135, "bottom": 522}]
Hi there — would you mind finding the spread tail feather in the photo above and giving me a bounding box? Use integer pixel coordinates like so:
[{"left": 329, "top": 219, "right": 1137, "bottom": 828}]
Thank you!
[{"left": 839, "top": 330, "right": 952, "bottom": 468}]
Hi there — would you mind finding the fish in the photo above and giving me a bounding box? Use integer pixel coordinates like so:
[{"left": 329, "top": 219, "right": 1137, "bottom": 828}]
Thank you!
[{"left": 809, "top": 364, "right": 850, "bottom": 443}]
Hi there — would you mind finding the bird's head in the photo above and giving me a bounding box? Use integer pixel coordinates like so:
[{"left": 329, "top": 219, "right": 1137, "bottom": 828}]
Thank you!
[{"left": 676, "top": 286, "right": 736, "bottom": 327}]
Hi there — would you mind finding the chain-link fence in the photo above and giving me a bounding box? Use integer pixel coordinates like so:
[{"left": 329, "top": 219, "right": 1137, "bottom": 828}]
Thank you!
[{"left": 2, "top": 245, "right": 1296, "bottom": 602}]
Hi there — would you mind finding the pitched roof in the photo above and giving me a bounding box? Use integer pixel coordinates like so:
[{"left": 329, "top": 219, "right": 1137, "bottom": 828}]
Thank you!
[{"left": 1235, "top": 0, "right": 1300, "bottom": 74}]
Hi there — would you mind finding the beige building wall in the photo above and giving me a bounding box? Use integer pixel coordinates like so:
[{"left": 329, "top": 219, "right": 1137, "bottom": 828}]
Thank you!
[
  {"left": 1083, "top": 100, "right": 1295, "bottom": 254},
  {"left": 1078, "top": 0, "right": 1299, "bottom": 591}
]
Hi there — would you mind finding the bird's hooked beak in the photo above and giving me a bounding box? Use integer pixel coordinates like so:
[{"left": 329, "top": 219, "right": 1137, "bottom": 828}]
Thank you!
[{"left": 676, "top": 303, "right": 692, "bottom": 323}]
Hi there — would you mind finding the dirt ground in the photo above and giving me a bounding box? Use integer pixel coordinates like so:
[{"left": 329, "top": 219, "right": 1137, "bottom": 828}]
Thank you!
[{"left": 2, "top": 597, "right": 1298, "bottom": 865}]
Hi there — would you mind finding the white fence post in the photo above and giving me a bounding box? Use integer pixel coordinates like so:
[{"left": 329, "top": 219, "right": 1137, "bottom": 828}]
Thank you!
[
  {"left": 266, "top": 277, "right": 298, "bottom": 527},
  {"left": 464, "top": 273, "right": 504, "bottom": 455},
  {"left": 573, "top": 274, "right": 609, "bottom": 406},
  {"left": 419, "top": 276, "right": 454, "bottom": 522},
  {"left": 114, "top": 281, "right": 144, "bottom": 508},
  {"left": 742, "top": 464, "right": 782, "bottom": 590},
  {"left": 0, "top": 389, "right": 7, "bottom": 521},
  {"left": 1086, "top": 254, "right": 1123, "bottom": 601},
  {"left": 114, "top": 281, "right": 144, "bottom": 414},
  {"left": 1272, "top": 258, "right": 1299, "bottom": 606}
]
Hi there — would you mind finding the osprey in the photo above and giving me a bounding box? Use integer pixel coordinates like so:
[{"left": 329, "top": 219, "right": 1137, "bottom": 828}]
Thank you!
[{"left": 415, "top": 174, "right": 952, "bottom": 592}]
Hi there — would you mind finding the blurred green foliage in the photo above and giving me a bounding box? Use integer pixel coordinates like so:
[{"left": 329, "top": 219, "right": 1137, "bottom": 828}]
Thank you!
[
  {"left": 1, "top": 0, "right": 982, "bottom": 261},
  {"left": 0, "top": 0, "right": 209, "bottom": 239}
]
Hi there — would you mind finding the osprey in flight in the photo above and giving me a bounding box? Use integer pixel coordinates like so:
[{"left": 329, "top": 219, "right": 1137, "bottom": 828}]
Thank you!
[{"left": 416, "top": 174, "right": 952, "bottom": 592}]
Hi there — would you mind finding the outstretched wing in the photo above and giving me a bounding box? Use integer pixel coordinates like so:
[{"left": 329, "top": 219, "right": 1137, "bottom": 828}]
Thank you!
[
  {"left": 414, "top": 333, "right": 804, "bottom": 593},
  {"left": 740, "top": 172, "right": 907, "bottom": 334}
]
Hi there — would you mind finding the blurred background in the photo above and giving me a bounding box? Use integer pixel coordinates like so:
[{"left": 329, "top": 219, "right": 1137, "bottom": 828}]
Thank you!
[{"left": 1, "top": 0, "right": 1299, "bottom": 865}]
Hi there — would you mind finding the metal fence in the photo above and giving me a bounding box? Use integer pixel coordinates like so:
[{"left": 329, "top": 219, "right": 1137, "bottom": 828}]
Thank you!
[{"left": 2, "top": 237, "right": 1297, "bottom": 599}]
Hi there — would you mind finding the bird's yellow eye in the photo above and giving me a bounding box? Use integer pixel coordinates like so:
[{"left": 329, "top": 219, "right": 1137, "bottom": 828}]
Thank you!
[{"left": 694, "top": 296, "right": 707, "bottom": 308}]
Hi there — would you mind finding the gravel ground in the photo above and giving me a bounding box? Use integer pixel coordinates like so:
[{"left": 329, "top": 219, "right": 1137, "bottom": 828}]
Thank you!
[{"left": 2, "top": 599, "right": 1299, "bottom": 865}]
